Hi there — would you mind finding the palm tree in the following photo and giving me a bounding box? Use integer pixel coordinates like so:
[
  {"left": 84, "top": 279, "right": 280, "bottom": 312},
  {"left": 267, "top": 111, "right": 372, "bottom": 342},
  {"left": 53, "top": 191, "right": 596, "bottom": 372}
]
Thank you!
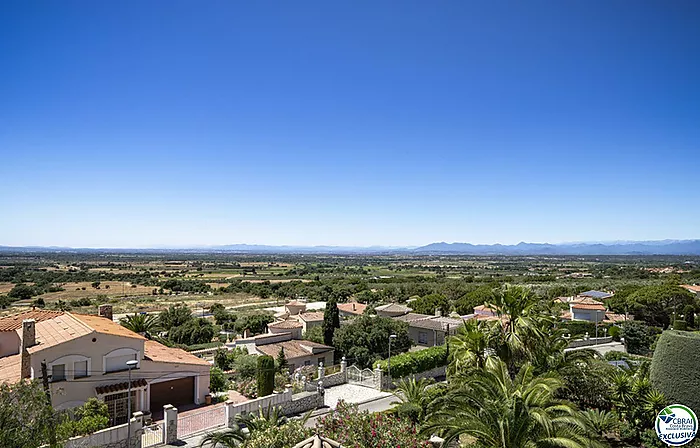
[
  {"left": 486, "top": 285, "right": 551, "bottom": 372},
  {"left": 119, "top": 313, "right": 159, "bottom": 336},
  {"left": 448, "top": 319, "right": 491, "bottom": 375},
  {"left": 390, "top": 377, "right": 435, "bottom": 423},
  {"left": 423, "top": 357, "right": 602, "bottom": 448},
  {"left": 199, "top": 405, "right": 293, "bottom": 448},
  {"left": 580, "top": 409, "right": 619, "bottom": 437}
]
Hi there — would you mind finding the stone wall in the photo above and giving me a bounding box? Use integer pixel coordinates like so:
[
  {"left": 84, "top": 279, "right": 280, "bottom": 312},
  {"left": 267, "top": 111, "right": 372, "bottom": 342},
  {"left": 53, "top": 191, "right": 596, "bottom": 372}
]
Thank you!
[
  {"left": 64, "top": 414, "right": 143, "bottom": 448},
  {"left": 567, "top": 337, "right": 613, "bottom": 348},
  {"left": 280, "top": 391, "right": 324, "bottom": 416},
  {"left": 321, "top": 370, "right": 347, "bottom": 388},
  {"left": 226, "top": 390, "right": 293, "bottom": 427}
]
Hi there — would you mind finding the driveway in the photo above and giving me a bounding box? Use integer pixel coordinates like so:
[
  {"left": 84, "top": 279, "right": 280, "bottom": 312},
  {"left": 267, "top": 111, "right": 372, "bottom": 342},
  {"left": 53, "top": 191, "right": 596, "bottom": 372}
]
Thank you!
[{"left": 323, "top": 383, "right": 391, "bottom": 410}]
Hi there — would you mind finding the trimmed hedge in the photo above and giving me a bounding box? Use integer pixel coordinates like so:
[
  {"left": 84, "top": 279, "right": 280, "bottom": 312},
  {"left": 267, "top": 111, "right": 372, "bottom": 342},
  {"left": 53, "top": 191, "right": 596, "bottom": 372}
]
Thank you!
[
  {"left": 650, "top": 330, "right": 700, "bottom": 415},
  {"left": 257, "top": 355, "right": 275, "bottom": 397},
  {"left": 374, "top": 345, "right": 447, "bottom": 379}
]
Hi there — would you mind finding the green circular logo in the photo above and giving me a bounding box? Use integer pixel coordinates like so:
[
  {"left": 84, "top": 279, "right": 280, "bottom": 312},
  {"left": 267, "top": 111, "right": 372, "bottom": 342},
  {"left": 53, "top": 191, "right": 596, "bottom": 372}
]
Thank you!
[{"left": 656, "top": 404, "right": 698, "bottom": 446}]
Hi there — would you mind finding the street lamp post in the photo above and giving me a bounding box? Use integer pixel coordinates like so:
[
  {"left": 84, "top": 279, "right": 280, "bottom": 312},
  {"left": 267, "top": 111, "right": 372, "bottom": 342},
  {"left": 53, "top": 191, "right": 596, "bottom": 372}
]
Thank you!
[
  {"left": 388, "top": 334, "right": 397, "bottom": 388},
  {"left": 126, "top": 359, "right": 139, "bottom": 445}
]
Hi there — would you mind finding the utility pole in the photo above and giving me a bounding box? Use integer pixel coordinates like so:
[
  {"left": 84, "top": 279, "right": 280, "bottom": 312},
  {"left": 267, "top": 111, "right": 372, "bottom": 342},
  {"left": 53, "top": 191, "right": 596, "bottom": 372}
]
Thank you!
[{"left": 41, "top": 360, "right": 57, "bottom": 448}]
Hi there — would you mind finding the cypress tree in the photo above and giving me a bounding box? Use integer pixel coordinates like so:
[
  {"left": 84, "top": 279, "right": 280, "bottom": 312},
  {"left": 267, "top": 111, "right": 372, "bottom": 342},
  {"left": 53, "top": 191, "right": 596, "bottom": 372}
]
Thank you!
[
  {"left": 257, "top": 355, "right": 275, "bottom": 397},
  {"left": 323, "top": 296, "right": 340, "bottom": 347}
]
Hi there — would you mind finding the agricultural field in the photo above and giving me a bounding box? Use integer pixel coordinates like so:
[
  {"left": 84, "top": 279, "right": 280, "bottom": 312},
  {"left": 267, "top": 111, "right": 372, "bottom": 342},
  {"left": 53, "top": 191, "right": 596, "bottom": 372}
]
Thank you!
[{"left": 0, "top": 251, "right": 698, "bottom": 320}]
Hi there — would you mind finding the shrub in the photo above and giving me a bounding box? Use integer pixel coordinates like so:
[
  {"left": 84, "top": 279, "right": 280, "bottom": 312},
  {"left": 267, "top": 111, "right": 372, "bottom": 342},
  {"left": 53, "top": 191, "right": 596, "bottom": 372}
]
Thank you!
[
  {"left": 650, "top": 330, "right": 700, "bottom": 415},
  {"left": 609, "top": 325, "right": 621, "bottom": 341},
  {"left": 244, "top": 419, "right": 312, "bottom": 448},
  {"left": 673, "top": 320, "right": 688, "bottom": 331},
  {"left": 559, "top": 320, "right": 598, "bottom": 338},
  {"left": 621, "top": 321, "right": 653, "bottom": 355},
  {"left": 316, "top": 401, "right": 429, "bottom": 448},
  {"left": 374, "top": 345, "right": 447, "bottom": 379},
  {"left": 257, "top": 355, "right": 275, "bottom": 397},
  {"left": 209, "top": 367, "right": 228, "bottom": 393}
]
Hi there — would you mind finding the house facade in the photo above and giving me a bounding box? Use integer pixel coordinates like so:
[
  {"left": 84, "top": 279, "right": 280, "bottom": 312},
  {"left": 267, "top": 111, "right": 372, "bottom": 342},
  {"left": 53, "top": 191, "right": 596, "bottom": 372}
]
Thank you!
[{"left": 0, "top": 306, "right": 210, "bottom": 424}]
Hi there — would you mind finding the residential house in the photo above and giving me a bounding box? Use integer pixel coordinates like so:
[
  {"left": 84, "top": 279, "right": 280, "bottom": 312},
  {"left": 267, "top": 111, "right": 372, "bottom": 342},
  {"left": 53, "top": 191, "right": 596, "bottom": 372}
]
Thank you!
[
  {"left": 569, "top": 302, "right": 607, "bottom": 323},
  {"left": 248, "top": 332, "right": 334, "bottom": 371},
  {"left": 374, "top": 303, "right": 412, "bottom": 318},
  {"left": 338, "top": 302, "right": 366, "bottom": 318},
  {"left": 292, "top": 311, "right": 325, "bottom": 334},
  {"left": 0, "top": 306, "right": 210, "bottom": 424},
  {"left": 393, "top": 313, "right": 461, "bottom": 347},
  {"left": 284, "top": 301, "right": 307, "bottom": 316},
  {"left": 267, "top": 319, "right": 303, "bottom": 339}
]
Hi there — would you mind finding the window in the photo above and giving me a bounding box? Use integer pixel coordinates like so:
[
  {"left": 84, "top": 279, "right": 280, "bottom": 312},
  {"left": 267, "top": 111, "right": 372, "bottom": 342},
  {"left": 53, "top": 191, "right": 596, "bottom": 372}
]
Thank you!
[
  {"left": 52, "top": 364, "right": 66, "bottom": 382},
  {"left": 74, "top": 360, "right": 88, "bottom": 378},
  {"left": 318, "top": 357, "right": 325, "bottom": 366},
  {"left": 104, "top": 349, "right": 139, "bottom": 373},
  {"left": 304, "top": 360, "right": 311, "bottom": 366},
  {"left": 418, "top": 331, "right": 428, "bottom": 345}
]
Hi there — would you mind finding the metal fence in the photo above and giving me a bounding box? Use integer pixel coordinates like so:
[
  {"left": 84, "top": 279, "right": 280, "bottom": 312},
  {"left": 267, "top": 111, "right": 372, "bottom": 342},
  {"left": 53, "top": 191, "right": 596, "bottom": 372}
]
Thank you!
[
  {"left": 177, "top": 405, "right": 226, "bottom": 439},
  {"left": 347, "top": 365, "right": 375, "bottom": 387},
  {"left": 142, "top": 422, "right": 164, "bottom": 447}
]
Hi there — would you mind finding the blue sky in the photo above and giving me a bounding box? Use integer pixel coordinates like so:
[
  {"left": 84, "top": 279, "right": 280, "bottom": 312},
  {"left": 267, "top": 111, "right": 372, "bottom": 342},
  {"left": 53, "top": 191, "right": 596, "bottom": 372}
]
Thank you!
[{"left": 1, "top": 1, "right": 699, "bottom": 248}]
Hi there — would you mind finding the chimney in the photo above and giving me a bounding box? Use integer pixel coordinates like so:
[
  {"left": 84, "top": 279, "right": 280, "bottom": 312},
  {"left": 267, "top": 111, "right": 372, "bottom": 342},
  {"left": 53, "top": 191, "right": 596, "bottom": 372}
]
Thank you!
[
  {"left": 352, "top": 303, "right": 356, "bottom": 311},
  {"left": 435, "top": 308, "right": 442, "bottom": 317},
  {"left": 243, "top": 328, "right": 251, "bottom": 339},
  {"left": 98, "top": 304, "right": 113, "bottom": 321},
  {"left": 21, "top": 319, "right": 36, "bottom": 379}
]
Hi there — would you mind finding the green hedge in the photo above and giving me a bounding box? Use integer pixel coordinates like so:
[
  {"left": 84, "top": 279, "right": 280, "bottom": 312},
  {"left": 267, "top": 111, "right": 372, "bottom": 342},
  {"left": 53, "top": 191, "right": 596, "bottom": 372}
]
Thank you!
[
  {"left": 650, "top": 330, "right": 700, "bottom": 415},
  {"left": 374, "top": 345, "right": 447, "bottom": 379}
]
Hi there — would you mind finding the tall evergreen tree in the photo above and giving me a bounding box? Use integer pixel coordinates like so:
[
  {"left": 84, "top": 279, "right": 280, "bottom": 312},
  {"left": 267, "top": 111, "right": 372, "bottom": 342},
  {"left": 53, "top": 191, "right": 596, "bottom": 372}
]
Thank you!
[{"left": 323, "top": 296, "right": 340, "bottom": 347}]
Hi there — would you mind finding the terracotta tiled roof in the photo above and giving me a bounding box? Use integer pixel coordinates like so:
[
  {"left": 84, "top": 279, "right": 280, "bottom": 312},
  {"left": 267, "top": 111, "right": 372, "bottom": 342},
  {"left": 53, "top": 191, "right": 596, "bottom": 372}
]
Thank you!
[
  {"left": 268, "top": 319, "right": 303, "bottom": 329},
  {"left": 0, "top": 354, "right": 21, "bottom": 385},
  {"left": 394, "top": 313, "right": 433, "bottom": 322},
  {"left": 26, "top": 313, "right": 93, "bottom": 353},
  {"left": 297, "top": 312, "right": 324, "bottom": 322},
  {"left": 95, "top": 378, "right": 147, "bottom": 395},
  {"left": 0, "top": 310, "right": 63, "bottom": 331},
  {"left": 571, "top": 297, "right": 604, "bottom": 306},
  {"left": 256, "top": 340, "right": 333, "bottom": 361},
  {"left": 473, "top": 305, "right": 491, "bottom": 311},
  {"left": 604, "top": 313, "right": 630, "bottom": 323},
  {"left": 337, "top": 302, "right": 366, "bottom": 315},
  {"left": 73, "top": 314, "right": 146, "bottom": 340},
  {"left": 571, "top": 303, "right": 606, "bottom": 311},
  {"left": 0, "top": 311, "right": 145, "bottom": 355},
  {"left": 375, "top": 303, "right": 412, "bottom": 313},
  {"left": 682, "top": 284, "right": 700, "bottom": 294},
  {"left": 560, "top": 311, "right": 573, "bottom": 320},
  {"left": 144, "top": 340, "right": 211, "bottom": 366}
]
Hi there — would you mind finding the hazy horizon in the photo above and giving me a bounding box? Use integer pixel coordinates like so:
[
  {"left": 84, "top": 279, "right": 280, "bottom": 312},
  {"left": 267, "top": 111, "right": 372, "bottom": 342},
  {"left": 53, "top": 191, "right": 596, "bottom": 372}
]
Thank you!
[{"left": 1, "top": 2, "right": 699, "bottom": 248}]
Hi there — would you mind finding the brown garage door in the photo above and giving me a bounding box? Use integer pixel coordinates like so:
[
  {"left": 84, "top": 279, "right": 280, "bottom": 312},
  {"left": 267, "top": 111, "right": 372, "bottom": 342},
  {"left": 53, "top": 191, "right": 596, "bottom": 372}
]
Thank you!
[{"left": 150, "top": 376, "right": 194, "bottom": 412}]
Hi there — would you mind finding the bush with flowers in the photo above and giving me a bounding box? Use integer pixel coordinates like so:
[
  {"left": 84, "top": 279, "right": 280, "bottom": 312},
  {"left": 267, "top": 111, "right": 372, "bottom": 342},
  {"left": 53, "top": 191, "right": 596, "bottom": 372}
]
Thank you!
[
  {"left": 316, "top": 400, "right": 430, "bottom": 448},
  {"left": 242, "top": 419, "right": 312, "bottom": 448}
]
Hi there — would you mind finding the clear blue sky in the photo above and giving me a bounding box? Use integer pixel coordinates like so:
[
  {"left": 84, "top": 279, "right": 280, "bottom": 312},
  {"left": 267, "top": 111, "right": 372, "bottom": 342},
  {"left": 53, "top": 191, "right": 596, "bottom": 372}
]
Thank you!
[{"left": 1, "top": 1, "right": 699, "bottom": 248}]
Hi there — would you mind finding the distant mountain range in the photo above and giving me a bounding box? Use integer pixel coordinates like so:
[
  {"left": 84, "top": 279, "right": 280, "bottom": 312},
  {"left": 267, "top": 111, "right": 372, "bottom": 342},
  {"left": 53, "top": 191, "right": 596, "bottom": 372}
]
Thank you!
[
  {"left": 411, "top": 240, "right": 700, "bottom": 255},
  {"left": 1, "top": 240, "right": 700, "bottom": 255}
]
